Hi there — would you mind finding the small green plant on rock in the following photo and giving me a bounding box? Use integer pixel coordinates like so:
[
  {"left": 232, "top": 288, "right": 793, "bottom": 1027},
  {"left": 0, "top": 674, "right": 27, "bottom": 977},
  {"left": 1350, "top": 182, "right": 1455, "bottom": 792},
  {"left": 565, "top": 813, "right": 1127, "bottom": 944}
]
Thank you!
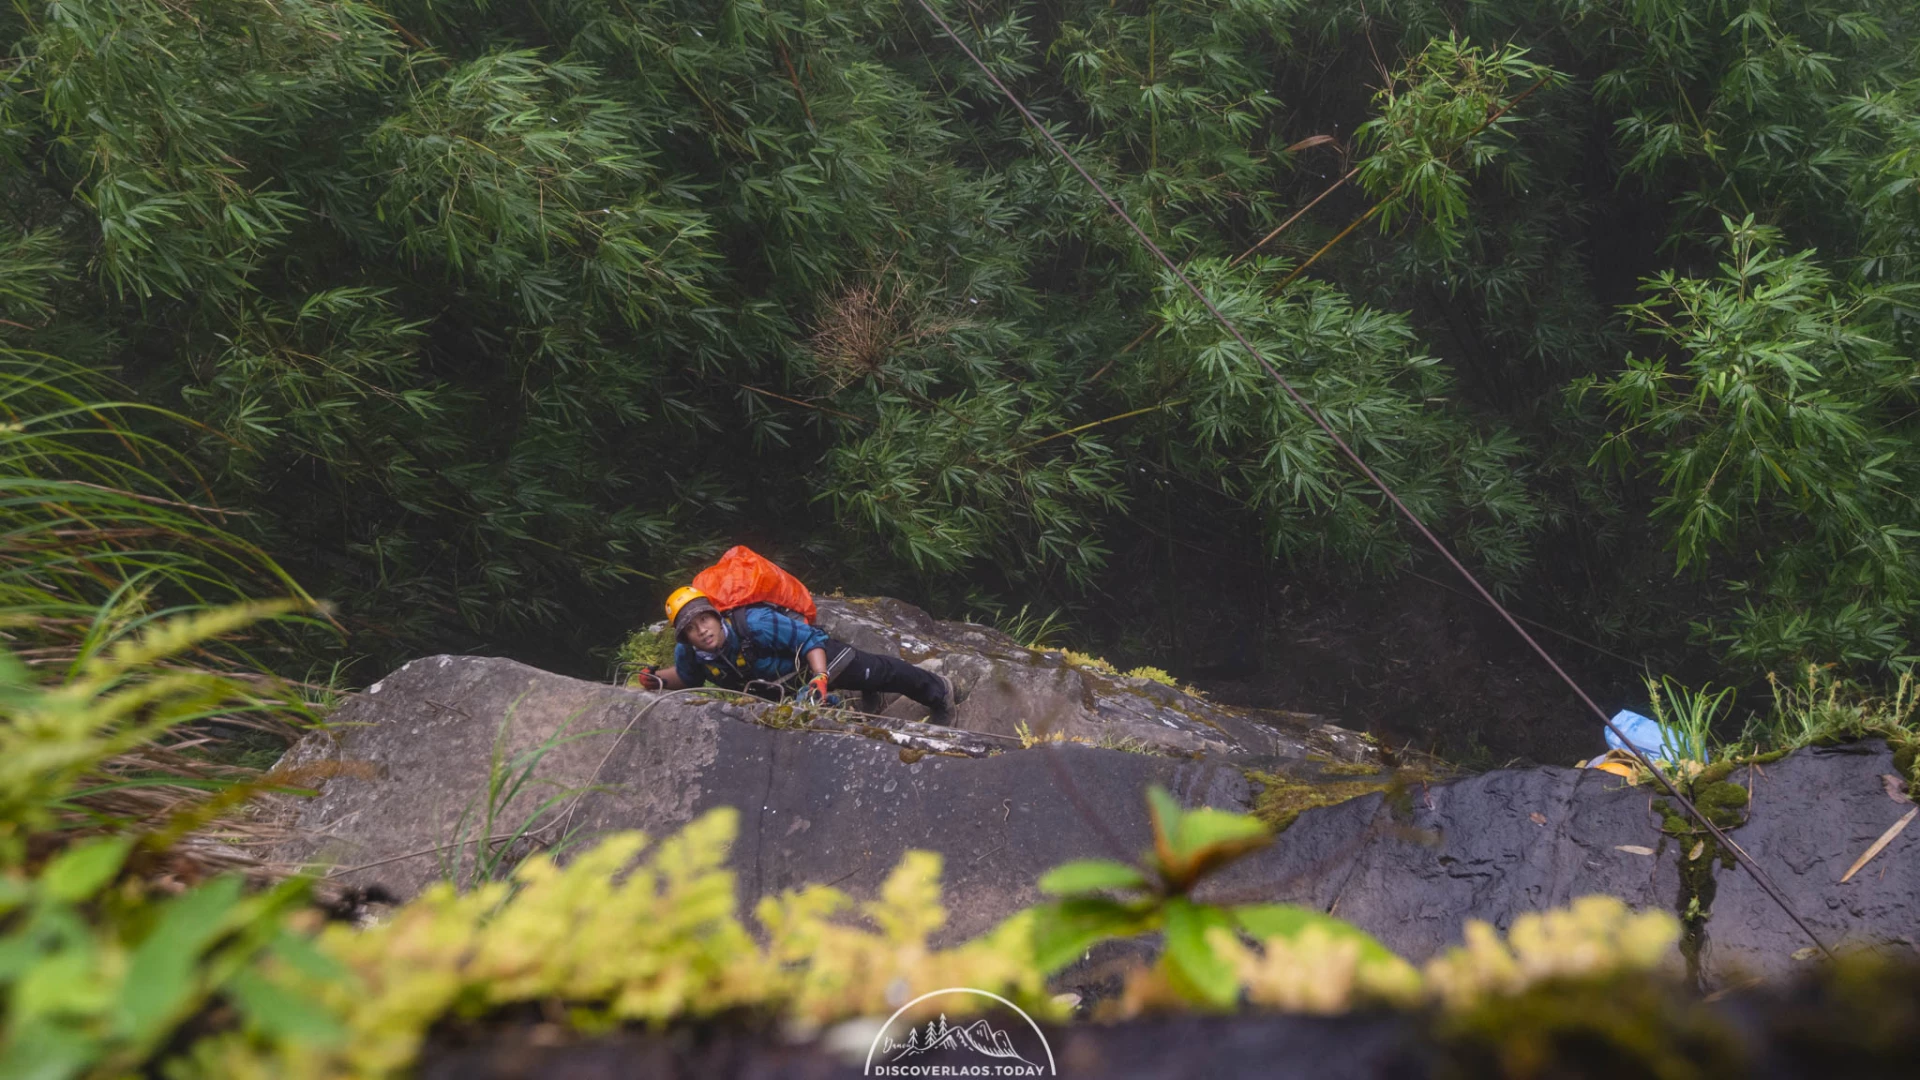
[
  {"left": 1013, "top": 721, "right": 1157, "bottom": 756},
  {"left": 1750, "top": 665, "right": 1920, "bottom": 783},
  {"left": 753, "top": 695, "right": 833, "bottom": 731},
  {"left": 1027, "top": 786, "right": 1415, "bottom": 1010},
  {"left": 1123, "top": 666, "right": 1209, "bottom": 699},
  {"left": 1650, "top": 769, "right": 1750, "bottom": 979},
  {"left": 1059, "top": 652, "right": 1205, "bottom": 700},
  {"left": 1645, "top": 676, "right": 1735, "bottom": 765},
  {"left": 1092, "top": 732, "right": 1153, "bottom": 754},
  {"left": 1125, "top": 665, "right": 1176, "bottom": 686},
  {"left": 1060, "top": 649, "right": 1119, "bottom": 676},
  {"left": 991, "top": 605, "right": 1071, "bottom": 650},
  {"left": 441, "top": 704, "right": 607, "bottom": 889},
  {"left": 1013, "top": 720, "right": 1063, "bottom": 748}
]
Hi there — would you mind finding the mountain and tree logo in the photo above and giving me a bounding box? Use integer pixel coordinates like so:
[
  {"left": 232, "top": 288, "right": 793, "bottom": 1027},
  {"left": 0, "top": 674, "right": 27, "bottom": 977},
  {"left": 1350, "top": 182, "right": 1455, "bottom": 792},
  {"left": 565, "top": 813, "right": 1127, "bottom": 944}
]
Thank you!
[
  {"left": 865, "top": 988, "right": 1055, "bottom": 1076},
  {"left": 882, "top": 1013, "right": 1035, "bottom": 1064}
]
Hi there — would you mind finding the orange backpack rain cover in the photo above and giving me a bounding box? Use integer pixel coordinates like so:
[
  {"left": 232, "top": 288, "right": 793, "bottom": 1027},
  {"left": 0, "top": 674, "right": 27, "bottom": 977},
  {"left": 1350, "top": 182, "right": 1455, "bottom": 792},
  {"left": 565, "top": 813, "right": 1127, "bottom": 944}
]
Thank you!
[{"left": 690, "top": 546, "right": 818, "bottom": 624}]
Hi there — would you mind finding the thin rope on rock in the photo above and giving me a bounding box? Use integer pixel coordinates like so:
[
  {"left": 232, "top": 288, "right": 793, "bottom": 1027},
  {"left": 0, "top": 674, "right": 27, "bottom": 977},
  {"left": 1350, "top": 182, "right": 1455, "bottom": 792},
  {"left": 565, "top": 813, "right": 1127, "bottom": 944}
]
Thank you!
[{"left": 907, "top": 0, "right": 1831, "bottom": 957}]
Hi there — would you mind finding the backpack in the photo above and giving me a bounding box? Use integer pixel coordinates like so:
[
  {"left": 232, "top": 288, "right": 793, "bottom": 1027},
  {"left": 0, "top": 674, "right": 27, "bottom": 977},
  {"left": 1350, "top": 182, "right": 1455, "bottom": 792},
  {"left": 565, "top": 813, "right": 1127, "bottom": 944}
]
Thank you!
[
  {"left": 691, "top": 545, "right": 818, "bottom": 624},
  {"left": 687, "top": 547, "right": 818, "bottom": 694}
]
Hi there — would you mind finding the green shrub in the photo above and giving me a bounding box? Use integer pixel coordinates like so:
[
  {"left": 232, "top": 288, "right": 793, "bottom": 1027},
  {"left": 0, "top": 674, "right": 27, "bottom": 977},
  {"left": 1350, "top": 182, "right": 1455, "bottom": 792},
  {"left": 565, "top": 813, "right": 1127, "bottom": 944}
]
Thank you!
[
  {"left": 0, "top": 835, "right": 333, "bottom": 1080},
  {"left": 614, "top": 623, "right": 677, "bottom": 684},
  {"left": 0, "top": 603, "right": 329, "bottom": 1080},
  {"left": 1028, "top": 786, "right": 1415, "bottom": 1011}
]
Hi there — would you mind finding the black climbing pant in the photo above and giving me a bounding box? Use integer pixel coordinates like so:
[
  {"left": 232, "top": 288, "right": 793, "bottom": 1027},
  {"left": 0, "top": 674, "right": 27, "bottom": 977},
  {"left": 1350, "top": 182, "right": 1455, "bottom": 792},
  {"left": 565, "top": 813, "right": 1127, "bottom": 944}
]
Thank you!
[{"left": 824, "top": 642, "right": 946, "bottom": 709}]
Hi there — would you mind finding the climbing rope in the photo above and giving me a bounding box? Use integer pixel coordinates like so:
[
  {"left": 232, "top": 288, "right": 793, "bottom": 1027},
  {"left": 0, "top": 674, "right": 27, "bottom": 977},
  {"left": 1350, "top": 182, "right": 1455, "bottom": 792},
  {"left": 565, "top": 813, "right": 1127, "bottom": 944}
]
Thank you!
[{"left": 906, "top": 0, "right": 1831, "bottom": 957}]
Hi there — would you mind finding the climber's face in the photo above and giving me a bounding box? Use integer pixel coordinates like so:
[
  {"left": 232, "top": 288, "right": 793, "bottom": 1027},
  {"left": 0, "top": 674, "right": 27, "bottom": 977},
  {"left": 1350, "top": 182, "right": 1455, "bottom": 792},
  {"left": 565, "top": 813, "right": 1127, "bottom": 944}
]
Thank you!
[{"left": 686, "top": 611, "right": 726, "bottom": 652}]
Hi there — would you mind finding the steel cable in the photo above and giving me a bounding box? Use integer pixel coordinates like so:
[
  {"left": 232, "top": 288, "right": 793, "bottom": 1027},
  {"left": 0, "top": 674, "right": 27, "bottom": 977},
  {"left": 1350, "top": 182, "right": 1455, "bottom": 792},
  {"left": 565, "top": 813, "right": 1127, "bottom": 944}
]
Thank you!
[{"left": 907, "top": 0, "right": 1831, "bottom": 957}]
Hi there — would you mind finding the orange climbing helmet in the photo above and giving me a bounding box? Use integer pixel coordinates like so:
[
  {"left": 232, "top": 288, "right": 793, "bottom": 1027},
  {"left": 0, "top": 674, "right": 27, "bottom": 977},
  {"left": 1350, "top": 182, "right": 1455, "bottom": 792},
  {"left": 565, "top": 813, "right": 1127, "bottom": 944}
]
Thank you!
[{"left": 664, "top": 586, "right": 707, "bottom": 626}]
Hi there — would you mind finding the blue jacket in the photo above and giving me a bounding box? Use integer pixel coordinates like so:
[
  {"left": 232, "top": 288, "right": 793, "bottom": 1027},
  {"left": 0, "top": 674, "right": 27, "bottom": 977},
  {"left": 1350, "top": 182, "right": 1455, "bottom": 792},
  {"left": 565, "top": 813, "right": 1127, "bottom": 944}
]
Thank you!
[{"left": 673, "top": 605, "right": 828, "bottom": 689}]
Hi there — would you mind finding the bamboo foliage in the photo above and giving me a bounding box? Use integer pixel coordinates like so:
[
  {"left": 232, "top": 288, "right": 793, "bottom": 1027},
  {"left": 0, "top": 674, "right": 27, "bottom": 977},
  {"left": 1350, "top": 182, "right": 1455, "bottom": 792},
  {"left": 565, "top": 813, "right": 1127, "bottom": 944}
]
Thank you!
[
  {"left": 0, "top": 0, "right": 1918, "bottom": 678},
  {"left": 0, "top": 351, "right": 309, "bottom": 661}
]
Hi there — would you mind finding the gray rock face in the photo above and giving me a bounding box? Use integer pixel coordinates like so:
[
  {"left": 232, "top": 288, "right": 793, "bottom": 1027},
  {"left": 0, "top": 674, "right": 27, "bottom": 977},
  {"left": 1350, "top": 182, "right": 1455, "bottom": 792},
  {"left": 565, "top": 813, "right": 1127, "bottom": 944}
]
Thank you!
[
  {"left": 1244, "top": 741, "right": 1918, "bottom": 982},
  {"left": 1702, "top": 742, "right": 1920, "bottom": 982},
  {"left": 813, "top": 597, "right": 1373, "bottom": 763},
  {"left": 1250, "top": 765, "right": 1683, "bottom": 964},
  {"left": 276, "top": 644, "right": 1918, "bottom": 985},
  {"left": 274, "top": 654, "right": 1256, "bottom": 941}
]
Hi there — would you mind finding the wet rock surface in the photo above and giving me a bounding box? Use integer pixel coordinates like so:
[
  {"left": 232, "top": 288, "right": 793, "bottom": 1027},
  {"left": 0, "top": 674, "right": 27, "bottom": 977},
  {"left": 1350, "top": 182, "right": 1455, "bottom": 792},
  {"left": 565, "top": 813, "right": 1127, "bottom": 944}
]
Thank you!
[
  {"left": 277, "top": 601, "right": 1918, "bottom": 985},
  {"left": 814, "top": 597, "right": 1373, "bottom": 762},
  {"left": 1702, "top": 742, "right": 1920, "bottom": 983},
  {"left": 274, "top": 654, "right": 1261, "bottom": 940},
  {"left": 1251, "top": 764, "right": 1683, "bottom": 964},
  {"left": 1247, "top": 740, "right": 1919, "bottom": 982}
]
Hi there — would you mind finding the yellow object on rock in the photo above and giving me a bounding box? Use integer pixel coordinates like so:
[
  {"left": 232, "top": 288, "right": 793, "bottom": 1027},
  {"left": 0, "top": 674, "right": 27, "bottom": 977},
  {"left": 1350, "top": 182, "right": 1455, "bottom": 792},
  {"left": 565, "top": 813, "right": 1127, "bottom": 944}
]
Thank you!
[{"left": 1579, "top": 748, "right": 1646, "bottom": 779}]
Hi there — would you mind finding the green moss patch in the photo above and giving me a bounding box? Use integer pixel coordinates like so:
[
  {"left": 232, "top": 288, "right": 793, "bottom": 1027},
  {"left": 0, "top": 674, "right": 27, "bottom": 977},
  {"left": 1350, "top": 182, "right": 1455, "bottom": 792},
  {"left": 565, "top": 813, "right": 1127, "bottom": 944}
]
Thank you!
[
  {"left": 1692, "top": 781, "right": 1751, "bottom": 828},
  {"left": 1652, "top": 777, "right": 1750, "bottom": 984},
  {"left": 1694, "top": 760, "right": 1736, "bottom": 786},
  {"left": 1247, "top": 770, "right": 1396, "bottom": 833}
]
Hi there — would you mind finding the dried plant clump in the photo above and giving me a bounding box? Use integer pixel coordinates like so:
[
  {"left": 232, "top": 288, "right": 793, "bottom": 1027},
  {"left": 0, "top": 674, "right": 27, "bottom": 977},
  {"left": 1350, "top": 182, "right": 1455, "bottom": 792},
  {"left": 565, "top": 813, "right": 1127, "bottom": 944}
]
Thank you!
[{"left": 808, "top": 268, "right": 961, "bottom": 388}]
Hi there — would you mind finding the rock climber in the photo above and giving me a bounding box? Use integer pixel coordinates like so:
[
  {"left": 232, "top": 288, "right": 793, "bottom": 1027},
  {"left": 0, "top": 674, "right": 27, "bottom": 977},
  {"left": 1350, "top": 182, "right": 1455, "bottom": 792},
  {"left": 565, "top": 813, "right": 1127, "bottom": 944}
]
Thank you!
[{"left": 633, "top": 588, "right": 958, "bottom": 724}]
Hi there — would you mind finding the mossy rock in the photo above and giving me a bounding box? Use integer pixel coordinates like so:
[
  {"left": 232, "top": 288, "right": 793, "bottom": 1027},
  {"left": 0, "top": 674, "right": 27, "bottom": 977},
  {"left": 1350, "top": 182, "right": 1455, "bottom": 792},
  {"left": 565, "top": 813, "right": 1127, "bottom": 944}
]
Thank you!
[
  {"left": 1124, "top": 665, "right": 1177, "bottom": 686},
  {"left": 1247, "top": 769, "right": 1396, "bottom": 832},
  {"left": 1694, "top": 760, "right": 1736, "bottom": 786},
  {"left": 1652, "top": 798, "right": 1691, "bottom": 837},
  {"left": 1060, "top": 649, "right": 1119, "bottom": 676},
  {"left": 1693, "top": 781, "right": 1750, "bottom": 829},
  {"left": 1652, "top": 777, "right": 1750, "bottom": 835}
]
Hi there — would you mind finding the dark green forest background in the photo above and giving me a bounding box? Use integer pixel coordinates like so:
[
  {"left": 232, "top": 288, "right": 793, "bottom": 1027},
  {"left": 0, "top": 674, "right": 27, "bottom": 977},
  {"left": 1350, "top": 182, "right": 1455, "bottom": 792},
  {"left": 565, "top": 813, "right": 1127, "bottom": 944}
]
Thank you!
[{"left": 4, "top": 0, "right": 1917, "bottom": 703}]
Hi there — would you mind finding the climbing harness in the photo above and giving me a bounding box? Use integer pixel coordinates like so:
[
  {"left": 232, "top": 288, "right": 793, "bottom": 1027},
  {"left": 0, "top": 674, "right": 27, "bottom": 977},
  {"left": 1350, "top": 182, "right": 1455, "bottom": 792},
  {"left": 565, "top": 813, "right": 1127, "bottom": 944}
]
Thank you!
[
  {"left": 907, "top": 0, "right": 1831, "bottom": 957},
  {"left": 690, "top": 608, "right": 858, "bottom": 700}
]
